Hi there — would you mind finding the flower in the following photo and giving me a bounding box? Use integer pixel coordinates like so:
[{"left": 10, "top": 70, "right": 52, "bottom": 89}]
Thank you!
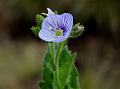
[{"left": 39, "top": 8, "right": 73, "bottom": 43}]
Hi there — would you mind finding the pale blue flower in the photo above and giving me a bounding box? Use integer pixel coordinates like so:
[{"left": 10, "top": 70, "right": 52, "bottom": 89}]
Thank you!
[{"left": 39, "top": 8, "right": 73, "bottom": 42}]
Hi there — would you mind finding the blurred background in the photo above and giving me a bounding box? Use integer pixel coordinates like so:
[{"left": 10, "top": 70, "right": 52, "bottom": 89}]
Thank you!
[{"left": 0, "top": 0, "right": 120, "bottom": 89}]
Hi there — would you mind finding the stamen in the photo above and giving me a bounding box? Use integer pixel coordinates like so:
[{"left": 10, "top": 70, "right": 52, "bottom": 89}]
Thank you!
[{"left": 41, "top": 13, "right": 48, "bottom": 16}]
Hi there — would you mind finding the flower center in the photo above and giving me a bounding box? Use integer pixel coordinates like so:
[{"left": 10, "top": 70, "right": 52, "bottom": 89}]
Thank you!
[{"left": 55, "top": 29, "right": 63, "bottom": 36}]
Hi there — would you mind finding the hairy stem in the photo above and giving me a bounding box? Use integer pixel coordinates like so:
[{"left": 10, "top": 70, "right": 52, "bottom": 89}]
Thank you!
[
  {"left": 55, "top": 42, "right": 64, "bottom": 89},
  {"left": 49, "top": 42, "right": 55, "bottom": 60}
]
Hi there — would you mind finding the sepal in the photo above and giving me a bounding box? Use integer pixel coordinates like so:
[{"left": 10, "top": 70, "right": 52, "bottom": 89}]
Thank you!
[
  {"left": 69, "top": 23, "right": 84, "bottom": 38},
  {"left": 31, "top": 14, "right": 44, "bottom": 36}
]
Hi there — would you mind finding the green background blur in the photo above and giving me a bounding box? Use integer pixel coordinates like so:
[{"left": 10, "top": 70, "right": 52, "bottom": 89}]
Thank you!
[{"left": 0, "top": 0, "right": 120, "bottom": 89}]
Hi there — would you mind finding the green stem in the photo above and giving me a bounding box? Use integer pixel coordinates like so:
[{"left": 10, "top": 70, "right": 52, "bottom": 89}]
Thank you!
[
  {"left": 49, "top": 42, "right": 55, "bottom": 60},
  {"left": 49, "top": 42, "right": 65, "bottom": 89},
  {"left": 55, "top": 42, "right": 64, "bottom": 89}
]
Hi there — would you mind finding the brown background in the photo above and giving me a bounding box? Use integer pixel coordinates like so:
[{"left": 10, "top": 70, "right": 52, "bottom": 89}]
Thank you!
[{"left": 0, "top": 0, "right": 120, "bottom": 89}]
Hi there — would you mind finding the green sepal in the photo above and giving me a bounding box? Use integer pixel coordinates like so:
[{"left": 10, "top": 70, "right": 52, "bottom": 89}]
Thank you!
[
  {"left": 31, "top": 26, "right": 40, "bottom": 36},
  {"left": 36, "top": 14, "right": 44, "bottom": 28},
  {"left": 69, "top": 23, "right": 84, "bottom": 38},
  {"left": 31, "top": 14, "right": 44, "bottom": 36},
  {"left": 54, "top": 10, "right": 58, "bottom": 14}
]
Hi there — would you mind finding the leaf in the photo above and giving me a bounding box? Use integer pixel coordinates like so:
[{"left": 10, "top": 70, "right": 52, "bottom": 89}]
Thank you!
[
  {"left": 40, "top": 45, "right": 54, "bottom": 89},
  {"left": 39, "top": 81, "right": 48, "bottom": 89},
  {"left": 58, "top": 46, "right": 80, "bottom": 89},
  {"left": 40, "top": 42, "right": 80, "bottom": 89},
  {"left": 57, "top": 46, "right": 73, "bottom": 89},
  {"left": 69, "top": 65, "right": 80, "bottom": 89}
]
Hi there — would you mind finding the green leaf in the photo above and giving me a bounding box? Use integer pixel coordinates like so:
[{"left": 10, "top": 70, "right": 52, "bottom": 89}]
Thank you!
[
  {"left": 39, "top": 81, "right": 48, "bottom": 89},
  {"left": 41, "top": 45, "right": 54, "bottom": 89},
  {"left": 57, "top": 46, "right": 73, "bottom": 88},
  {"left": 58, "top": 46, "right": 80, "bottom": 89},
  {"left": 69, "top": 65, "right": 80, "bottom": 89},
  {"left": 40, "top": 42, "right": 80, "bottom": 89}
]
